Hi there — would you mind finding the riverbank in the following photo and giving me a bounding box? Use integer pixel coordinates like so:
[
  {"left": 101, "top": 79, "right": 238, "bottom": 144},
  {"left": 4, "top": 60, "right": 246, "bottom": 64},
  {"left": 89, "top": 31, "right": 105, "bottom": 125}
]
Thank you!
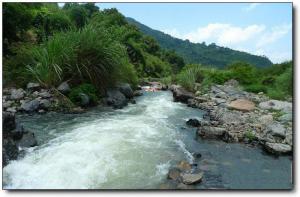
[{"left": 170, "top": 79, "right": 293, "bottom": 156}]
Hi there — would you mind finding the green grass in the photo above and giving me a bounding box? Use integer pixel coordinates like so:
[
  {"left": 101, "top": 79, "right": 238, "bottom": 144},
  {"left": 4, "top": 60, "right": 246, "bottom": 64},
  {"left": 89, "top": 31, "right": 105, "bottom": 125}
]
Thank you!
[{"left": 244, "top": 130, "right": 256, "bottom": 141}]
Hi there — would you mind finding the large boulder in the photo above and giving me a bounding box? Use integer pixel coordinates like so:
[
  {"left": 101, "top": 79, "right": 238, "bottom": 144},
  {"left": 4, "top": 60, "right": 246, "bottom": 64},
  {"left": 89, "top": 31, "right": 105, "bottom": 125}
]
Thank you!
[
  {"left": 264, "top": 142, "right": 292, "bottom": 155},
  {"left": 118, "top": 83, "right": 134, "bottom": 99},
  {"left": 21, "top": 99, "right": 40, "bottom": 112},
  {"left": 3, "top": 138, "right": 19, "bottom": 166},
  {"left": 266, "top": 123, "right": 286, "bottom": 138},
  {"left": 10, "top": 88, "right": 25, "bottom": 100},
  {"left": 197, "top": 126, "right": 226, "bottom": 139},
  {"left": 2, "top": 112, "right": 16, "bottom": 134},
  {"left": 228, "top": 99, "right": 255, "bottom": 112},
  {"left": 173, "top": 87, "right": 194, "bottom": 104},
  {"left": 106, "top": 89, "right": 127, "bottom": 109},
  {"left": 57, "top": 81, "right": 71, "bottom": 94},
  {"left": 26, "top": 82, "right": 41, "bottom": 91},
  {"left": 17, "top": 131, "right": 38, "bottom": 148},
  {"left": 259, "top": 100, "right": 292, "bottom": 113},
  {"left": 180, "top": 172, "right": 203, "bottom": 185}
]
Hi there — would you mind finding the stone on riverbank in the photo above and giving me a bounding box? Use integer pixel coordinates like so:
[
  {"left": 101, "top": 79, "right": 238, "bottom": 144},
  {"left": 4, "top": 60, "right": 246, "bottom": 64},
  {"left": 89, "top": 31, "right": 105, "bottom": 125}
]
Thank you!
[
  {"left": 267, "top": 123, "right": 286, "bottom": 138},
  {"left": 10, "top": 88, "right": 25, "bottom": 100},
  {"left": 259, "top": 100, "right": 292, "bottom": 113},
  {"left": 197, "top": 126, "right": 226, "bottom": 139},
  {"left": 228, "top": 99, "right": 255, "bottom": 112},
  {"left": 26, "top": 82, "right": 41, "bottom": 91},
  {"left": 21, "top": 99, "right": 40, "bottom": 112},
  {"left": 106, "top": 89, "right": 127, "bottom": 109},
  {"left": 172, "top": 86, "right": 194, "bottom": 104},
  {"left": 57, "top": 81, "right": 71, "bottom": 94},
  {"left": 264, "top": 142, "right": 292, "bottom": 155}
]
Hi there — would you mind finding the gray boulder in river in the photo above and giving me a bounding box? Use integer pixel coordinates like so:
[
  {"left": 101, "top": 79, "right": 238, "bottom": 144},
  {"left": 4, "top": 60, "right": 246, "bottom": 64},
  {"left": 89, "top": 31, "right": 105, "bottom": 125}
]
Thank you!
[
  {"left": 118, "top": 83, "right": 134, "bottom": 99},
  {"left": 172, "top": 86, "right": 195, "bottom": 104},
  {"left": 106, "top": 89, "right": 128, "bottom": 109}
]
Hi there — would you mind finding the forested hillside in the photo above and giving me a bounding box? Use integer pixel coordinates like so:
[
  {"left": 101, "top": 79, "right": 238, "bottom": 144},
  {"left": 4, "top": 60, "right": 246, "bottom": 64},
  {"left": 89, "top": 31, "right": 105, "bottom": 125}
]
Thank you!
[{"left": 126, "top": 17, "right": 273, "bottom": 68}]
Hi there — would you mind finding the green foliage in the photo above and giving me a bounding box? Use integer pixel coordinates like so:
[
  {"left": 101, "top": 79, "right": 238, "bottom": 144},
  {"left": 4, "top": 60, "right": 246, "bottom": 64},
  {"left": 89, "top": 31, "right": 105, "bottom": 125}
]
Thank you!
[
  {"left": 244, "top": 130, "right": 256, "bottom": 141},
  {"left": 176, "top": 64, "right": 203, "bottom": 91},
  {"left": 227, "top": 62, "right": 258, "bottom": 85},
  {"left": 69, "top": 83, "right": 98, "bottom": 104},
  {"left": 127, "top": 17, "right": 273, "bottom": 68},
  {"left": 243, "top": 84, "right": 267, "bottom": 93}
]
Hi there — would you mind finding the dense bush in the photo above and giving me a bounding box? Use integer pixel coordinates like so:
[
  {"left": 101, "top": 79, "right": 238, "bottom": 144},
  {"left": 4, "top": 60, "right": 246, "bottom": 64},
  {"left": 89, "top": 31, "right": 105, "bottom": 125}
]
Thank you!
[{"left": 68, "top": 83, "right": 98, "bottom": 105}]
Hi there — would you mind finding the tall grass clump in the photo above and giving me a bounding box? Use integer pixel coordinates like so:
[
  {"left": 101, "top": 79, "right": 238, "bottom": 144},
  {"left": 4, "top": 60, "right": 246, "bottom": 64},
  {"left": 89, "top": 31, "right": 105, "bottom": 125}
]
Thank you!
[
  {"left": 27, "top": 24, "right": 138, "bottom": 92},
  {"left": 176, "top": 64, "right": 203, "bottom": 91}
]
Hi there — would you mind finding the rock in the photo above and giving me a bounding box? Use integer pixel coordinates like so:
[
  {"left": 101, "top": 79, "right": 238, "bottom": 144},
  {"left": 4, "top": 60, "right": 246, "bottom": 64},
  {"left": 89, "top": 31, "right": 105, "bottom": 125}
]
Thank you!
[
  {"left": 167, "top": 168, "right": 181, "bottom": 181},
  {"left": 266, "top": 123, "right": 286, "bottom": 138},
  {"left": 180, "top": 172, "right": 203, "bottom": 185},
  {"left": 2, "top": 112, "right": 16, "bottom": 134},
  {"left": 11, "top": 122, "right": 25, "bottom": 140},
  {"left": 279, "top": 113, "right": 292, "bottom": 123},
  {"left": 39, "top": 91, "right": 52, "bottom": 98},
  {"left": 118, "top": 83, "right": 133, "bottom": 99},
  {"left": 177, "top": 161, "right": 192, "bottom": 171},
  {"left": 193, "top": 152, "right": 202, "bottom": 159},
  {"left": 224, "top": 79, "right": 239, "bottom": 87},
  {"left": 6, "top": 107, "right": 17, "bottom": 113},
  {"left": 129, "top": 99, "right": 136, "bottom": 104},
  {"left": 186, "top": 119, "right": 201, "bottom": 127},
  {"left": 26, "top": 82, "right": 40, "bottom": 91},
  {"left": 38, "top": 109, "right": 46, "bottom": 114},
  {"left": 10, "top": 88, "right": 25, "bottom": 100},
  {"left": 21, "top": 99, "right": 40, "bottom": 112},
  {"left": 79, "top": 93, "right": 90, "bottom": 107},
  {"left": 39, "top": 99, "right": 51, "bottom": 109},
  {"left": 57, "top": 81, "right": 71, "bottom": 94},
  {"left": 194, "top": 96, "right": 208, "bottom": 103},
  {"left": 17, "top": 131, "right": 38, "bottom": 148},
  {"left": 133, "top": 90, "right": 143, "bottom": 97},
  {"left": 173, "top": 87, "right": 194, "bottom": 104},
  {"left": 259, "top": 100, "right": 292, "bottom": 113},
  {"left": 106, "top": 89, "right": 127, "bottom": 109},
  {"left": 197, "top": 126, "right": 226, "bottom": 139},
  {"left": 161, "top": 85, "right": 168, "bottom": 91},
  {"left": 228, "top": 99, "right": 255, "bottom": 112},
  {"left": 3, "top": 138, "right": 19, "bottom": 166},
  {"left": 3, "top": 100, "right": 13, "bottom": 109},
  {"left": 264, "top": 142, "right": 292, "bottom": 155},
  {"left": 259, "top": 115, "right": 273, "bottom": 125}
]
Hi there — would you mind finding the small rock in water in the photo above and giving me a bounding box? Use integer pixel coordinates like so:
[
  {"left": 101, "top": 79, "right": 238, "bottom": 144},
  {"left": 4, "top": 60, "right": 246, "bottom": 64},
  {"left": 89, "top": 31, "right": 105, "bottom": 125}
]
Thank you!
[
  {"left": 186, "top": 118, "right": 201, "bottom": 127},
  {"left": 177, "top": 160, "right": 192, "bottom": 171},
  {"left": 167, "top": 168, "right": 181, "bottom": 181},
  {"left": 180, "top": 172, "right": 203, "bottom": 185},
  {"left": 17, "top": 131, "right": 38, "bottom": 148}
]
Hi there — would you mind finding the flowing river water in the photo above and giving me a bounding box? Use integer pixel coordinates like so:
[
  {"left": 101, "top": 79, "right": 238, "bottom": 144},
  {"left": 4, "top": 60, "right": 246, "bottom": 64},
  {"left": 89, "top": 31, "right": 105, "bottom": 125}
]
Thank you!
[{"left": 3, "top": 91, "right": 292, "bottom": 189}]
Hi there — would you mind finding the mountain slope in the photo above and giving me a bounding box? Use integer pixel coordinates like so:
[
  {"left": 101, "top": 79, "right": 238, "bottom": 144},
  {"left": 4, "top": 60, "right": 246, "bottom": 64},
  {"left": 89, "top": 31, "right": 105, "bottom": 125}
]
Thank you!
[{"left": 126, "top": 17, "right": 273, "bottom": 68}]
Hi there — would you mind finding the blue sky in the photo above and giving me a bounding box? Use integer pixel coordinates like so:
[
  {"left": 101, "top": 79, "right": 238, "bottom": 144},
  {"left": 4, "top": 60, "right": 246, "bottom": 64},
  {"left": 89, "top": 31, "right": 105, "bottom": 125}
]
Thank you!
[{"left": 60, "top": 3, "right": 292, "bottom": 63}]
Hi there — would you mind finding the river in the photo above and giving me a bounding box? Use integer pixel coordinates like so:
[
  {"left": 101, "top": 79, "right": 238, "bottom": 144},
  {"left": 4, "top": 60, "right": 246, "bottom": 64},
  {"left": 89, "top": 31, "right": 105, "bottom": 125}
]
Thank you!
[{"left": 3, "top": 91, "right": 292, "bottom": 189}]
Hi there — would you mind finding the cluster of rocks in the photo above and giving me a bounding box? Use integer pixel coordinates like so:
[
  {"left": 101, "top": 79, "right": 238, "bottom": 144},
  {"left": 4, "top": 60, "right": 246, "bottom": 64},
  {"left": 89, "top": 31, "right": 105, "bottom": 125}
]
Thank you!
[
  {"left": 105, "top": 83, "right": 143, "bottom": 109},
  {"left": 3, "top": 112, "right": 37, "bottom": 166},
  {"left": 3, "top": 82, "right": 56, "bottom": 114},
  {"left": 171, "top": 79, "right": 293, "bottom": 155},
  {"left": 160, "top": 160, "right": 204, "bottom": 189}
]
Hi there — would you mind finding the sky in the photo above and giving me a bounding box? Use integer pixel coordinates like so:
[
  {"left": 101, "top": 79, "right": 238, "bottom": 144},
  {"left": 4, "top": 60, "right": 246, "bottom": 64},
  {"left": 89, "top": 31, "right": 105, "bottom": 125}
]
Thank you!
[{"left": 60, "top": 3, "right": 293, "bottom": 63}]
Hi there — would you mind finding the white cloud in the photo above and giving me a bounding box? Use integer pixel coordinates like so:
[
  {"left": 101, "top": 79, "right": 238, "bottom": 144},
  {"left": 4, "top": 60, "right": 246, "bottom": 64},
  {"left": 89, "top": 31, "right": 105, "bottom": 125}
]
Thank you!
[
  {"left": 243, "top": 3, "right": 260, "bottom": 12},
  {"left": 256, "top": 24, "right": 292, "bottom": 47},
  {"left": 254, "top": 49, "right": 291, "bottom": 63},
  {"left": 164, "top": 23, "right": 265, "bottom": 45}
]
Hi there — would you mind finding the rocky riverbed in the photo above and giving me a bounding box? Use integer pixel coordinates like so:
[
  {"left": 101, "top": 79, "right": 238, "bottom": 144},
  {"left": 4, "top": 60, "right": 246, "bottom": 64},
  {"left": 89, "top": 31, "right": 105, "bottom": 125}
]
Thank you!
[{"left": 171, "top": 79, "right": 293, "bottom": 156}]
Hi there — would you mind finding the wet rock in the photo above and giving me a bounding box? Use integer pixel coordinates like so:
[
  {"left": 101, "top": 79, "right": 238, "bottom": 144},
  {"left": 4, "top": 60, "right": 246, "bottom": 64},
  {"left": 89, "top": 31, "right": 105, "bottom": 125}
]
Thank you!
[
  {"left": 6, "top": 107, "right": 17, "bottom": 113},
  {"left": 197, "top": 126, "right": 226, "bottom": 139},
  {"left": 10, "top": 88, "right": 25, "bottom": 100},
  {"left": 180, "top": 172, "right": 203, "bottom": 185},
  {"left": 79, "top": 93, "right": 90, "bottom": 107},
  {"left": 167, "top": 168, "right": 181, "bottom": 181},
  {"left": 259, "top": 100, "right": 292, "bottom": 113},
  {"left": 17, "top": 131, "right": 38, "bottom": 148},
  {"left": 177, "top": 161, "right": 192, "bottom": 171},
  {"left": 21, "top": 99, "right": 40, "bottom": 112},
  {"left": 3, "top": 138, "right": 19, "bottom": 166},
  {"left": 173, "top": 87, "right": 194, "bottom": 104},
  {"left": 118, "top": 83, "right": 133, "bottom": 99},
  {"left": 267, "top": 123, "right": 286, "bottom": 138},
  {"left": 264, "top": 142, "right": 292, "bottom": 155},
  {"left": 11, "top": 122, "right": 25, "bottom": 140},
  {"left": 133, "top": 90, "right": 143, "bottom": 97},
  {"left": 186, "top": 119, "right": 201, "bottom": 127},
  {"left": 228, "top": 99, "right": 255, "bottom": 112},
  {"left": 106, "top": 89, "right": 127, "bottom": 109},
  {"left": 3, "top": 100, "right": 13, "bottom": 109},
  {"left": 57, "top": 81, "right": 71, "bottom": 94},
  {"left": 26, "top": 82, "right": 40, "bottom": 91},
  {"left": 3, "top": 112, "right": 16, "bottom": 134},
  {"left": 39, "top": 99, "right": 51, "bottom": 109},
  {"left": 279, "top": 113, "right": 292, "bottom": 123}
]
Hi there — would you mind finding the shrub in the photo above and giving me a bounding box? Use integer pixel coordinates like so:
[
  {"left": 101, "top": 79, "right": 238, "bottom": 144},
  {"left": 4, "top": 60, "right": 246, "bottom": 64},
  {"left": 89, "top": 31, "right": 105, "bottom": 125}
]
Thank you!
[
  {"left": 68, "top": 83, "right": 98, "bottom": 105},
  {"left": 244, "top": 130, "right": 256, "bottom": 141},
  {"left": 244, "top": 84, "right": 267, "bottom": 93}
]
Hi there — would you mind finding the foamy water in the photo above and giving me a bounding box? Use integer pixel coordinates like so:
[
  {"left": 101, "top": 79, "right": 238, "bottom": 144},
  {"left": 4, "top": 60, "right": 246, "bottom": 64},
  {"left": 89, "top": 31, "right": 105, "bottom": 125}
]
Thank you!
[{"left": 3, "top": 91, "right": 197, "bottom": 189}]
